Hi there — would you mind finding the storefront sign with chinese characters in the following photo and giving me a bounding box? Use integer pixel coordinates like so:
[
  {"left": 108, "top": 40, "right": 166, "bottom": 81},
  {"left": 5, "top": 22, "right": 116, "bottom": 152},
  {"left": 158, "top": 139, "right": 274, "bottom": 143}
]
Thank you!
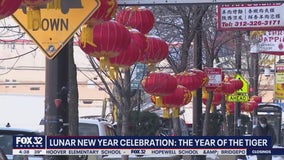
[{"left": 218, "top": 3, "right": 284, "bottom": 30}]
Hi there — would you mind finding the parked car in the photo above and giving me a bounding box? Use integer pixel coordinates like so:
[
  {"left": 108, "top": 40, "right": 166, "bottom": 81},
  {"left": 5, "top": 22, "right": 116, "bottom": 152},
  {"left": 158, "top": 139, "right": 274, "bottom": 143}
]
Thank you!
[
  {"left": 78, "top": 117, "right": 116, "bottom": 136},
  {"left": 0, "top": 126, "right": 43, "bottom": 160},
  {"left": 38, "top": 117, "right": 116, "bottom": 136}
]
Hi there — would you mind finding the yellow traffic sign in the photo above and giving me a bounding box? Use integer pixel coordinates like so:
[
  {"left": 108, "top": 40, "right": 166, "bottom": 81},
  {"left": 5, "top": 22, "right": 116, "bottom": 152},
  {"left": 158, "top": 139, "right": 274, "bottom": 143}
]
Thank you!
[
  {"left": 235, "top": 74, "right": 249, "bottom": 94},
  {"left": 12, "top": 0, "right": 100, "bottom": 59},
  {"left": 227, "top": 93, "right": 249, "bottom": 102}
]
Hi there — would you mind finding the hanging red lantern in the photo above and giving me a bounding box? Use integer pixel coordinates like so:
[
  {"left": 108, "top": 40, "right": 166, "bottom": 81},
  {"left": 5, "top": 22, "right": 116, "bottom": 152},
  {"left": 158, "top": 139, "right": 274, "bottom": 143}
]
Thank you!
[
  {"left": 116, "top": 6, "right": 155, "bottom": 34},
  {"left": 0, "top": 0, "right": 22, "bottom": 19},
  {"left": 109, "top": 29, "right": 146, "bottom": 67},
  {"left": 250, "top": 95, "right": 262, "bottom": 104},
  {"left": 79, "top": 20, "right": 131, "bottom": 69},
  {"left": 86, "top": 0, "right": 117, "bottom": 26},
  {"left": 142, "top": 72, "right": 177, "bottom": 106},
  {"left": 22, "top": 0, "right": 53, "bottom": 29},
  {"left": 212, "top": 92, "right": 222, "bottom": 106},
  {"left": 81, "top": 0, "right": 118, "bottom": 47},
  {"left": 241, "top": 101, "right": 258, "bottom": 112},
  {"left": 230, "top": 78, "right": 243, "bottom": 91},
  {"left": 162, "top": 85, "right": 192, "bottom": 118},
  {"left": 221, "top": 81, "right": 236, "bottom": 95},
  {"left": 138, "top": 36, "right": 168, "bottom": 70},
  {"left": 175, "top": 71, "right": 202, "bottom": 91},
  {"left": 108, "top": 29, "right": 147, "bottom": 79},
  {"left": 226, "top": 102, "right": 235, "bottom": 114},
  {"left": 202, "top": 91, "right": 222, "bottom": 106},
  {"left": 190, "top": 68, "right": 209, "bottom": 87},
  {"left": 162, "top": 85, "right": 192, "bottom": 107}
]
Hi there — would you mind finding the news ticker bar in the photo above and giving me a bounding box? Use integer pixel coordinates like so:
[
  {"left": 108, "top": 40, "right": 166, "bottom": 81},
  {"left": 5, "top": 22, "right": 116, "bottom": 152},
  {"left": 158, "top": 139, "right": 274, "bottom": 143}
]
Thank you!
[
  {"left": 13, "top": 148, "right": 284, "bottom": 156},
  {"left": 13, "top": 148, "right": 247, "bottom": 155},
  {"left": 13, "top": 136, "right": 284, "bottom": 155},
  {"left": 13, "top": 136, "right": 273, "bottom": 149}
]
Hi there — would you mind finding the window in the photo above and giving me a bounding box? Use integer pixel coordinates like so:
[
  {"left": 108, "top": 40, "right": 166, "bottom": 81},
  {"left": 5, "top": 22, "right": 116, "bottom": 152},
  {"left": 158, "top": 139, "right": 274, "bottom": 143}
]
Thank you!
[{"left": 79, "top": 123, "right": 99, "bottom": 136}]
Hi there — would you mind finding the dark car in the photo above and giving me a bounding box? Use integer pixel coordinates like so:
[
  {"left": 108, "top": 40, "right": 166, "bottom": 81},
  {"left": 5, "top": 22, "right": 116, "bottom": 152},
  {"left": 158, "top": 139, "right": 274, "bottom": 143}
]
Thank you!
[{"left": 0, "top": 127, "right": 43, "bottom": 160}]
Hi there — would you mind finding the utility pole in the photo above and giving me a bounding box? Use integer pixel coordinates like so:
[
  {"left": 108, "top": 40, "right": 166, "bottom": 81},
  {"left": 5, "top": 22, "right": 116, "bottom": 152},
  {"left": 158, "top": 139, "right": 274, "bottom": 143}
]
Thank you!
[
  {"left": 45, "top": 40, "right": 71, "bottom": 160},
  {"left": 192, "top": 6, "right": 205, "bottom": 160},
  {"left": 234, "top": 31, "right": 247, "bottom": 160},
  {"left": 193, "top": 16, "right": 203, "bottom": 137},
  {"left": 234, "top": 32, "right": 242, "bottom": 136}
]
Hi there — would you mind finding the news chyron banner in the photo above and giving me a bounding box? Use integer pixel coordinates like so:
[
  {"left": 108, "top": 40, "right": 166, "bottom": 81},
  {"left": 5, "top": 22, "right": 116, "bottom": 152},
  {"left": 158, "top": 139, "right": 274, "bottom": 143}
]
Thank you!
[{"left": 12, "top": 136, "right": 283, "bottom": 156}]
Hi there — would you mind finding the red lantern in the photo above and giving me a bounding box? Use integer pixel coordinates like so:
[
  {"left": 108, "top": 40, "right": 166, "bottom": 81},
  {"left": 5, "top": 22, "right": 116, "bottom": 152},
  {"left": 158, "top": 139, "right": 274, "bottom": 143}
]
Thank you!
[
  {"left": 22, "top": 0, "right": 53, "bottom": 29},
  {"left": 162, "top": 85, "right": 192, "bottom": 118},
  {"left": 250, "top": 95, "right": 262, "bottom": 104},
  {"left": 212, "top": 92, "right": 222, "bottom": 106},
  {"left": 142, "top": 72, "right": 177, "bottom": 106},
  {"left": 86, "top": 0, "right": 117, "bottom": 26},
  {"left": 162, "top": 85, "right": 192, "bottom": 107},
  {"left": 241, "top": 101, "right": 258, "bottom": 112},
  {"left": 0, "top": 0, "right": 22, "bottom": 19},
  {"left": 108, "top": 29, "right": 146, "bottom": 79},
  {"left": 138, "top": 36, "right": 168, "bottom": 70},
  {"left": 116, "top": 6, "right": 155, "bottom": 34},
  {"left": 109, "top": 29, "right": 147, "bottom": 67},
  {"left": 190, "top": 68, "right": 209, "bottom": 87},
  {"left": 79, "top": 20, "right": 131, "bottom": 69},
  {"left": 226, "top": 102, "right": 235, "bottom": 114},
  {"left": 80, "top": 0, "right": 118, "bottom": 48},
  {"left": 230, "top": 78, "right": 243, "bottom": 90},
  {"left": 221, "top": 81, "right": 236, "bottom": 95},
  {"left": 175, "top": 71, "right": 202, "bottom": 91},
  {"left": 202, "top": 91, "right": 222, "bottom": 106}
]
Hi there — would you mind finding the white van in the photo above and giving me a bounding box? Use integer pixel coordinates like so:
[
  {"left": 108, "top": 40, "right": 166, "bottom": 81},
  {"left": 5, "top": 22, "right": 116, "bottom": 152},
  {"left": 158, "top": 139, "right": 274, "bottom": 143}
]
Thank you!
[
  {"left": 38, "top": 117, "right": 116, "bottom": 136},
  {"left": 78, "top": 118, "right": 116, "bottom": 136}
]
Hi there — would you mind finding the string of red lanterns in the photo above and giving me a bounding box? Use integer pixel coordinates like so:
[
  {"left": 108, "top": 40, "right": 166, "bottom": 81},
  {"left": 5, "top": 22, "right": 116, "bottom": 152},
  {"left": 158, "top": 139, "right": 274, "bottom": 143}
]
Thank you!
[{"left": 76, "top": 2, "right": 261, "bottom": 116}]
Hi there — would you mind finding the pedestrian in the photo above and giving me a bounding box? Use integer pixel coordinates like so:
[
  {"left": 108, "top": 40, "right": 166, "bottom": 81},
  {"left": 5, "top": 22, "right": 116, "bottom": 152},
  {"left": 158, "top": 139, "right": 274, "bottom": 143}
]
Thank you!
[{"left": 252, "top": 117, "right": 276, "bottom": 160}]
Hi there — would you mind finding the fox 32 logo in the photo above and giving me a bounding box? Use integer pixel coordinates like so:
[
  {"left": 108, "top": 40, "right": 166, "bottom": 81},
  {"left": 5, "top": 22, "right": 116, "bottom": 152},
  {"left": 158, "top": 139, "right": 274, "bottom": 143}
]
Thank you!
[{"left": 13, "top": 136, "right": 45, "bottom": 149}]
